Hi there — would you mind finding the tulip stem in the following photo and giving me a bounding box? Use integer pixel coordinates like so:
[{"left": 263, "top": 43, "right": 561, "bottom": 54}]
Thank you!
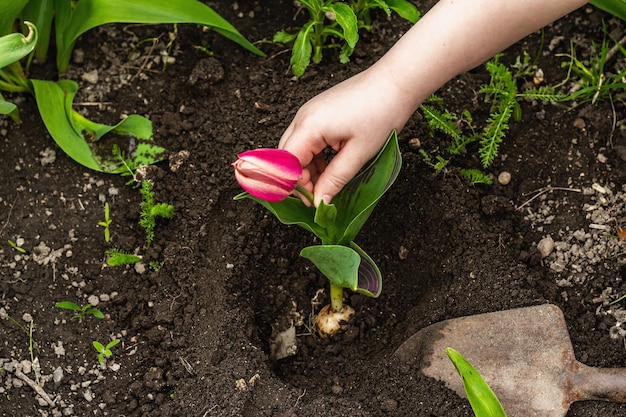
[
  {"left": 295, "top": 184, "right": 315, "bottom": 205},
  {"left": 329, "top": 283, "right": 344, "bottom": 313}
]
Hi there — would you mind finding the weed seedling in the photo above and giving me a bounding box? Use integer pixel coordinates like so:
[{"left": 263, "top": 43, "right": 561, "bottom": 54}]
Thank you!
[
  {"left": 93, "top": 339, "right": 120, "bottom": 365},
  {"left": 7, "top": 239, "right": 26, "bottom": 253},
  {"left": 140, "top": 180, "right": 174, "bottom": 249},
  {"left": 55, "top": 301, "right": 104, "bottom": 321},
  {"left": 97, "top": 202, "right": 112, "bottom": 243},
  {"left": 105, "top": 249, "right": 142, "bottom": 266}
]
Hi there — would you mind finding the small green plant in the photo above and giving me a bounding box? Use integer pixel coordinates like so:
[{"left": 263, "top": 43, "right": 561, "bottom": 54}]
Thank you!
[
  {"left": 149, "top": 260, "right": 165, "bottom": 271},
  {"left": 8, "top": 239, "right": 26, "bottom": 253},
  {"left": 559, "top": 22, "right": 626, "bottom": 105},
  {"left": 274, "top": 0, "right": 419, "bottom": 76},
  {"left": 93, "top": 339, "right": 120, "bottom": 365},
  {"left": 420, "top": 54, "right": 565, "bottom": 184},
  {"left": 447, "top": 348, "right": 507, "bottom": 417},
  {"left": 97, "top": 202, "right": 112, "bottom": 243},
  {"left": 55, "top": 301, "right": 104, "bottom": 321},
  {"left": 140, "top": 181, "right": 175, "bottom": 249},
  {"left": 105, "top": 248, "right": 142, "bottom": 266},
  {"left": 1, "top": 1, "right": 263, "bottom": 173}
]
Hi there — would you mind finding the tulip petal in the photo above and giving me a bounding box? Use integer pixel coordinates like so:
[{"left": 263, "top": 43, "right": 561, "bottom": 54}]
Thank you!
[
  {"left": 234, "top": 169, "right": 294, "bottom": 202},
  {"left": 237, "top": 149, "right": 302, "bottom": 181}
]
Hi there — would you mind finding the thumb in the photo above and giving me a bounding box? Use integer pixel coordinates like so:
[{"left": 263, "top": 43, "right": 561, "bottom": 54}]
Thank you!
[{"left": 312, "top": 147, "right": 372, "bottom": 206}]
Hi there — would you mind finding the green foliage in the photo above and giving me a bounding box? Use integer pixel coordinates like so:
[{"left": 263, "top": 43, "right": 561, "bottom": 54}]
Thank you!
[
  {"left": 560, "top": 22, "right": 626, "bottom": 105},
  {"left": 139, "top": 181, "right": 175, "bottom": 249},
  {"left": 420, "top": 54, "right": 566, "bottom": 184},
  {"left": 105, "top": 248, "right": 142, "bottom": 266},
  {"left": 235, "top": 131, "right": 401, "bottom": 311},
  {"left": 591, "top": 0, "right": 626, "bottom": 22},
  {"left": 446, "top": 348, "right": 507, "bottom": 417},
  {"left": 1, "top": 0, "right": 262, "bottom": 172},
  {"left": 55, "top": 301, "right": 104, "bottom": 321},
  {"left": 97, "top": 202, "right": 112, "bottom": 243},
  {"left": 274, "top": 0, "right": 419, "bottom": 76},
  {"left": 93, "top": 339, "right": 120, "bottom": 364},
  {"left": 8, "top": 239, "right": 26, "bottom": 253}
]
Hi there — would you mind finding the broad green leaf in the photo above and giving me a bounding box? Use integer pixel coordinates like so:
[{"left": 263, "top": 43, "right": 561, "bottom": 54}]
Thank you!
[
  {"left": 371, "top": 0, "right": 392, "bottom": 17},
  {"left": 234, "top": 193, "right": 327, "bottom": 239},
  {"left": 314, "top": 200, "right": 337, "bottom": 232},
  {"left": 0, "top": 0, "right": 28, "bottom": 35},
  {"left": 291, "top": 22, "right": 314, "bottom": 77},
  {"left": 30, "top": 79, "right": 166, "bottom": 172},
  {"left": 273, "top": 29, "right": 297, "bottom": 44},
  {"left": 0, "top": 93, "right": 18, "bottom": 119},
  {"left": 301, "top": 242, "right": 382, "bottom": 297},
  {"left": 331, "top": 130, "right": 402, "bottom": 245},
  {"left": 591, "top": 0, "right": 626, "bottom": 21},
  {"left": 20, "top": 0, "right": 55, "bottom": 63},
  {"left": 301, "top": 245, "right": 361, "bottom": 292},
  {"left": 93, "top": 341, "right": 105, "bottom": 351},
  {"left": 350, "top": 241, "right": 382, "bottom": 297},
  {"left": 0, "top": 21, "right": 37, "bottom": 69},
  {"left": 55, "top": 0, "right": 264, "bottom": 73},
  {"left": 446, "top": 348, "right": 508, "bottom": 417},
  {"left": 328, "top": 3, "right": 358, "bottom": 48},
  {"left": 385, "top": 0, "right": 421, "bottom": 23},
  {"left": 55, "top": 301, "right": 81, "bottom": 311}
]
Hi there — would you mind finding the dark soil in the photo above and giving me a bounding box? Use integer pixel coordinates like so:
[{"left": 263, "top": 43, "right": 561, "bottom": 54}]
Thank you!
[{"left": 2, "top": 1, "right": 626, "bottom": 416}]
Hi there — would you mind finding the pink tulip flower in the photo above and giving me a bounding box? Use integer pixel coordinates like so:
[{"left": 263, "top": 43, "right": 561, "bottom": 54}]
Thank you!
[{"left": 232, "top": 148, "right": 302, "bottom": 202}]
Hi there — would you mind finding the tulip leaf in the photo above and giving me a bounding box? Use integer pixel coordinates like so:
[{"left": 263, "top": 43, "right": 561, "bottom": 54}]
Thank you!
[
  {"left": 30, "top": 79, "right": 166, "bottom": 172},
  {"left": 234, "top": 193, "right": 328, "bottom": 239},
  {"left": 55, "top": 0, "right": 264, "bottom": 73},
  {"left": 332, "top": 130, "right": 402, "bottom": 245},
  {"left": 300, "top": 242, "right": 382, "bottom": 297},
  {"left": 314, "top": 200, "right": 337, "bottom": 233},
  {"left": 0, "top": 21, "right": 37, "bottom": 68},
  {"left": 446, "top": 348, "right": 508, "bottom": 417}
]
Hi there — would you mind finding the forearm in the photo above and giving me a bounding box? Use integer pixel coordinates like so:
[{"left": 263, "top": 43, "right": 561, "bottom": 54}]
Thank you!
[{"left": 373, "top": 0, "right": 589, "bottom": 124}]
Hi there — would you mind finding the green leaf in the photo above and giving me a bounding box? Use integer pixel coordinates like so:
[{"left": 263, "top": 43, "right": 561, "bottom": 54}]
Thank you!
[
  {"left": 291, "top": 22, "right": 314, "bottom": 77},
  {"left": 328, "top": 3, "right": 358, "bottom": 48},
  {"left": 301, "top": 245, "right": 361, "bottom": 292},
  {"left": 234, "top": 193, "right": 327, "bottom": 239},
  {"left": 314, "top": 200, "right": 337, "bottom": 230},
  {"left": 0, "top": 93, "right": 18, "bottom": 120},
  {"left": 384, "top": 0, "right": 421, "bottom": 23},
  {"left": 332, "top": 130, "right": 402, "bottom": 245},
  {"left": 0, "top": 0, "right": 28, "bottom": 35},
  {"left": 591, "top": 0, "right": 626, "bottom": 21},
  {"left": 55, "top": 301, "right": 81, "bottom": 311},
  {"left": 55, "top": 0, "right": 264, "bottom": 73},
  {"left": 93, "top": 341, "right": 105, "bottom": 352},
  {"left": 87, "top": 308, "right": 105, "bottom": 319},
  {"left": 300, "top": 242, "right": 382, "bottom": 297},
  {"left": 20, "top": 0, "right": 55, "bottom": 62},
  {"left": 273, "top": 29, "right": 296, "bottom": 44},
  {"left": 446, "top": 348, "right": 508, "bottom": 417},
  {"left": 0, "top": 21, "right": 37, "bottom": 69},
  {"left": 30, "top": 79, "right": 166, "bottom": 172}
]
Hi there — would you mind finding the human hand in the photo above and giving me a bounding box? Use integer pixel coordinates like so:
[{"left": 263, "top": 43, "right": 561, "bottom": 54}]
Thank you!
[{"left": 279, "top": 66, "right": 411, "bottom": 207}]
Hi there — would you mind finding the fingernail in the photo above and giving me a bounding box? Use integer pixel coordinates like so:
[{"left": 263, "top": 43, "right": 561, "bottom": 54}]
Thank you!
[{"left": 321, "top": 194, "right": 331, "bottom": 204}]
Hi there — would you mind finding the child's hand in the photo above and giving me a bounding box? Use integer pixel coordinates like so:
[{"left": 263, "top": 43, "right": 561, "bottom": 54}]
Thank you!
[{"left": 279, "top": 67, "right": 410, "bottom": 206}]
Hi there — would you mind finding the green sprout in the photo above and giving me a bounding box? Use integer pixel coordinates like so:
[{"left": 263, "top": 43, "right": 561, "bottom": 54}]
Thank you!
[
  {"left": 93, "top": 339, "right": 120, "bottom": 365},
  {"left": 97, "top": 202, "right": 112, "bottom": 243},
  {"left": 140, "top": 181, "right": 175, "bottom": 250},
  {"left": 447, "top": 348, "right": 507, "bottom": 417},
  {"left": 8, "top": 239, "right": 26, "bottom": 253},
  {"left": 55, "top": 301, "right": 104, "bottom": 321}
]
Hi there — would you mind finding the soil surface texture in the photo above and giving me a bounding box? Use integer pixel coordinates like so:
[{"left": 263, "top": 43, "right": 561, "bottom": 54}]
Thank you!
[{"left": 2, "top": 1, "right": 626, "bottom": 416}]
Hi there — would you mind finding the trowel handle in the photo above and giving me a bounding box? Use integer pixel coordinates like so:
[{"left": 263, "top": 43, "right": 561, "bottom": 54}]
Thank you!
[{"left": 573, "top": 362, "right": 626, "bottom": 403}]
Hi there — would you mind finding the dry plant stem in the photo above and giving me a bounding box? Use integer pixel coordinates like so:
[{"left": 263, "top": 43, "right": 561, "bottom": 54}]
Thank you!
[
  {"left": 14, "top": 369, "right": 55, "bottom": 407},
  {"left": 516, "top": 186, "right": 582, "bottom": 211}
]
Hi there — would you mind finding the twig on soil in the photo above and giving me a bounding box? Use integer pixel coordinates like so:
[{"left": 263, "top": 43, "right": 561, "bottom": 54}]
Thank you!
[
  {"left": 516, "top": 186, "right": 582, "bottom": 211},
  {"left": 14, "top": 369, "right": 56, "bottom": 407},
  {"left": 606, "top": 34, "right": 626, "bottom": 64}
]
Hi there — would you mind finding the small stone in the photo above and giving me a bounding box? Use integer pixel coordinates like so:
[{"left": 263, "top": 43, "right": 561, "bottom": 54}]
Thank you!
[
  {"left": 537, "top": 236, "right": 555, "bottom": 258},
  {"left": 22, "top": 313, "right": 33, "bottom": 323},
  {"left": 408, "top": 138, "right": 421, "bottom": 150},
  {"left": 497, "top": 171, "right": 511, "bottom": 186},
  {"left": 81, "top": 69, "right": 99, "bottom": 84},
  {"left": 87, "top": 295, "right": 100, "bottom": 306},
  {"left": 53, "top": 367, "right": 64, "bottom": 386}
]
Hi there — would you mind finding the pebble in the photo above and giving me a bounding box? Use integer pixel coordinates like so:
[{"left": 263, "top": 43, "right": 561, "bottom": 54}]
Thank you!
[
  {"left": 53, "top": 367, "right": 64, "bottom": 386},
  {"left": 497, "top": 171, "right": 511, "bottom": 185},
  {"left": 537, "top": 236, "right": 555, "bottom": 258},
  {"left": 87, "top": 294, "right": 100, "bottom": 306}
]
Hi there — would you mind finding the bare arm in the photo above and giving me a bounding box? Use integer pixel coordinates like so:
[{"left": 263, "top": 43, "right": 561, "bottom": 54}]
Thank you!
[{"left": 280, "top": 0, "right": 588, "bottom": 206}]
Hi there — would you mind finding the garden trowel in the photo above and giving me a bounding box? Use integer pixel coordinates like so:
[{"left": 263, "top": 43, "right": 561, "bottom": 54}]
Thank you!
[{"left": 394, "top": 304, "right": 626, "bottom": 417}]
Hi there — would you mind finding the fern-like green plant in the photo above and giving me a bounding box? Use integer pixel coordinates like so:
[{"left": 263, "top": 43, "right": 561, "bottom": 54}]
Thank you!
[{"left": 139, "top": 180, "right": 174, "bottom": 249}]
